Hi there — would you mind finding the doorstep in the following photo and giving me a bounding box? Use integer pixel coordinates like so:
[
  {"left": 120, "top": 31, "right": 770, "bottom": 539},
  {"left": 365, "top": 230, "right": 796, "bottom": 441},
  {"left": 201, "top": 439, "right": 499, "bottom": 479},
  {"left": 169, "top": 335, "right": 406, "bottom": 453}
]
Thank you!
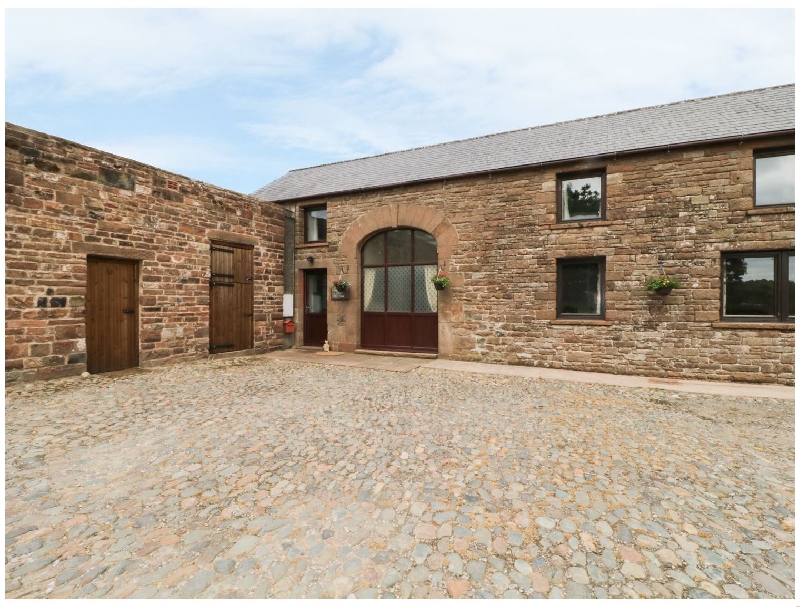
[
  {"left": 207, "top": 347, "right": 266, "bottom": 361},
  {"left": 353, "top": 349, "right": 437, "bottom": 360}
]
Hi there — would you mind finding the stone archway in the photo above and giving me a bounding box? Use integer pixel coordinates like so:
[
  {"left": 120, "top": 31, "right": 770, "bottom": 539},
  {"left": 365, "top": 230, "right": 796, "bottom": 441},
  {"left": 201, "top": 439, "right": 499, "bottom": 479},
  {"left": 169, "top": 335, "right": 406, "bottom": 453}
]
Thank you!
[{"left": 335, "top": 203, "right": 460, "bottom": 356}]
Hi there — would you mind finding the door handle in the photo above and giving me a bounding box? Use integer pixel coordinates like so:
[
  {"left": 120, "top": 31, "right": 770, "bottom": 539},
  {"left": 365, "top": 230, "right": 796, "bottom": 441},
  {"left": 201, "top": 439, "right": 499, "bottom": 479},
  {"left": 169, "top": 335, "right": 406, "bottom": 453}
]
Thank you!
[{"left": 123, "top": 309, "right": 135, "bottom": 314}]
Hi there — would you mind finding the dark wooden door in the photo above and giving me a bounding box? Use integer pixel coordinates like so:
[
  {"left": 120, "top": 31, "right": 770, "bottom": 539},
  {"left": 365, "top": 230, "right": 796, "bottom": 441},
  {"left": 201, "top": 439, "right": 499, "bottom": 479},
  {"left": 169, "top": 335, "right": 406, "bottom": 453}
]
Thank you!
[
  {"left": 86, "top": 257, "right": 139, "bottom": 374},
  {"left": 304, "top": 270, "right": 328, "bottom": 346},
  {"left": 361, "top": 229, "right": 438, "bottom": 353},
  {"left": 210, "top": 242, "right": 254, "bottom": 353}
]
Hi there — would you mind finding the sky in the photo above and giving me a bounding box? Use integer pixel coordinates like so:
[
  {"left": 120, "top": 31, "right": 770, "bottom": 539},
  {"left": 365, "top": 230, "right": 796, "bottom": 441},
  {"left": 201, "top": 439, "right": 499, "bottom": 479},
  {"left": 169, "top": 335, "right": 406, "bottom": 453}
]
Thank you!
[{"left": 5, "top": 8, "right": 795, "bottom": 195}]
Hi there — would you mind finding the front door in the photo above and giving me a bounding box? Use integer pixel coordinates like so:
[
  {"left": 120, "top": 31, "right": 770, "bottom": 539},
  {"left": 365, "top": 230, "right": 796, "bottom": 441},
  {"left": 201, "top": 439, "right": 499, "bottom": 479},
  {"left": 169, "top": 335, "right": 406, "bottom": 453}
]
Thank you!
[
  {"left": 304, "top": 270, "right": 328, "bottom": 346},
  {"left": 85, "top": 257, "right": 139, "bottom": 374},
  {"left": 361, "top": 228, "right": 438, "bottom": 352},
  {"left": 209, "top": 242, "right": 254, "bottom": 353}
]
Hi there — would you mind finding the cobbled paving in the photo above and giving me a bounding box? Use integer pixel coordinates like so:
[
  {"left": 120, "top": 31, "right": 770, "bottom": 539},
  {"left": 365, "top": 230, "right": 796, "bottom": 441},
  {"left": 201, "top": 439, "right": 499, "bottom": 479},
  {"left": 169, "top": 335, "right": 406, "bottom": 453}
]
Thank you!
[{"left": 5, "top": 356, "right": 795, "bottom": 599}]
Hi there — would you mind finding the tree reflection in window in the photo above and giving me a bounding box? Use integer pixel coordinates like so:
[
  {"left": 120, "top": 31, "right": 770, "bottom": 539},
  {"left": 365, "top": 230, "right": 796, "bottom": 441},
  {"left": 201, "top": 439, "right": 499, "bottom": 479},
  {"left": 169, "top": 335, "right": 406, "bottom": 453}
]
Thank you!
[
  {"left": 723, "top": 257, "right": 775, "bottom": 316},
  {"left": 559, "top": 173, "right": 604, "bottom": 221},
  {"left": 565, "top": 181, "right": 601, "bottom": 218},
  {"left": 723, "top": 251, "right": 794, "bottom": 322}
]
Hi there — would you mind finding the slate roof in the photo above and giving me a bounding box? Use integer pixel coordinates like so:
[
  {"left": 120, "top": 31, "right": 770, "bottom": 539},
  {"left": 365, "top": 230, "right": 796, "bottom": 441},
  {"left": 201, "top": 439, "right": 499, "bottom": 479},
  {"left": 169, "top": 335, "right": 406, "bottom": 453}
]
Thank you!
[{"left": 252, "top": 84, "right": 794, "bottom": 202}]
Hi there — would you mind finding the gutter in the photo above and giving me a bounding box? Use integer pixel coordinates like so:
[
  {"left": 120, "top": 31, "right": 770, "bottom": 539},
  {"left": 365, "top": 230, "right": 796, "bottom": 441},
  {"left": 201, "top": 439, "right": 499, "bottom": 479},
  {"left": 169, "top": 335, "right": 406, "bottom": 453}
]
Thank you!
[{"left": 262, "top": 129, "right": 795, "bottom": 204}]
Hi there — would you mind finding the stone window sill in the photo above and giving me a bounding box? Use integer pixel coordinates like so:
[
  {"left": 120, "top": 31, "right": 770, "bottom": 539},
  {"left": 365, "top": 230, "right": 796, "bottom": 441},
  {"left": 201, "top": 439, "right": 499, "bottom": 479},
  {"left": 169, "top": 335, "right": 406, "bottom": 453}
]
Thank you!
[
  {"left": 711, "top": 322, "right": 794, "bottom": 331},
  {"left": 746, "top": 206, "right": 794, "bottom": 216},
  {"left": 550, "top": 220, "right": 613, "bottom": 230},
  {"left": 551, "top": 319, "right": 612, "bottom": 326},
  {"left": 296, "top": 242, "right": 328, "bottom": 249}
]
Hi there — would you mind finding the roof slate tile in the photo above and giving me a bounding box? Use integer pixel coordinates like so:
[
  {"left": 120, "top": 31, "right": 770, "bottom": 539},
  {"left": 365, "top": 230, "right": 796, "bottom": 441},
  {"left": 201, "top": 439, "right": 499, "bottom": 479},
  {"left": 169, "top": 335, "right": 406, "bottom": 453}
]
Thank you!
[{"left": 253, "top": 84, "right": 794, "bottom": 202}]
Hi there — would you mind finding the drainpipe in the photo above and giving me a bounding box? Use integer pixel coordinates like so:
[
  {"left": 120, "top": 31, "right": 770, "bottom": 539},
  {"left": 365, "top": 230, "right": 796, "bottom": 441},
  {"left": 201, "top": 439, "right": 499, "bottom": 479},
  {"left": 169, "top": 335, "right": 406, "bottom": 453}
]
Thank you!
[{"left": 283, "top": 209, "right": 295, "bottom": 349}]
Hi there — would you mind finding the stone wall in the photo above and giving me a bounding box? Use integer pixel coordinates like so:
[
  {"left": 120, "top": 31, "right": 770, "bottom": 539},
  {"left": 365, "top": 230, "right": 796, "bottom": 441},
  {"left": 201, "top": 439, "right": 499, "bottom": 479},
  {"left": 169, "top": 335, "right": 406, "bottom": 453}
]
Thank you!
[
  {"left": 286, "top": 135, "right": 794, "bottom": 384},
  {"left": 5, "top": 123, "right": 285, "bottom": 383}
]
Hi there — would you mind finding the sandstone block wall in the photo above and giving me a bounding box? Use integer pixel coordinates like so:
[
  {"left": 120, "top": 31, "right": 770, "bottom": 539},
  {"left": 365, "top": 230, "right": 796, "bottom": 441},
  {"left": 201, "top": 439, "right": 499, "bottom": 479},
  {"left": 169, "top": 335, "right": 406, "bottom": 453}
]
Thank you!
[
  {"left": 6, "top": 123, "right": 285, "bottom": 383},
  {"left": 287, "top": 135, "right": 794, "bottom": 385}
]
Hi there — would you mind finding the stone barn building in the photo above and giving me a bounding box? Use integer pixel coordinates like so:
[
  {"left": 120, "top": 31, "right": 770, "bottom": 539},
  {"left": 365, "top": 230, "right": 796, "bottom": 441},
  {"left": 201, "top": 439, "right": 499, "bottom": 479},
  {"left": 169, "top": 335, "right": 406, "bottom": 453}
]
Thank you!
[
  {"left": 253, "top": 84, "right": 795, "bottom": 385},
  {"left": 4, "top": 85, "right": 795, "bottom": 385},
  {"left": 5, "top": 124, "right": 285, "bottom": 383}
]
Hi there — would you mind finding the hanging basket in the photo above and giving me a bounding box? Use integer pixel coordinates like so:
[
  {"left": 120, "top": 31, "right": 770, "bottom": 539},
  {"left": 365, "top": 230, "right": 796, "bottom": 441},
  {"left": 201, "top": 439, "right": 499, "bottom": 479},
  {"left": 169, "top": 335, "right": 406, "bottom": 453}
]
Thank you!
[
  {"left": 434, "top": 283, "right": 446, "bottom": 291},
  {"left": 646, "top": 275, "right": 681, "bottom": 296}
]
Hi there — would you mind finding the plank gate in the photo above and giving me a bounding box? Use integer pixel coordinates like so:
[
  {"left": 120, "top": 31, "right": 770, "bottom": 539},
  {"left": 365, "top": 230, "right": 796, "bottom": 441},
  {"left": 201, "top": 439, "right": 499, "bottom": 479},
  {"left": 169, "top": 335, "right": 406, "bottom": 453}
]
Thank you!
[
  {"left": 86, "top": 257, "right": 139, "bottom": 374},
  {"left": 209, "top": 242, "right": 254, "bottom": 353}
]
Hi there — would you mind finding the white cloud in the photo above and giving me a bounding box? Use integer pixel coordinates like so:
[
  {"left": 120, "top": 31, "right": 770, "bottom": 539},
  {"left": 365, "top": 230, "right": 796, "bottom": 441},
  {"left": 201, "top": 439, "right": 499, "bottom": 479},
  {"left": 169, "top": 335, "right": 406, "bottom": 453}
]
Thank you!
[
  {"left": 6, "top": 8, "right": 795, "bottom": 181},
  {"left": 240, "top": 9, "right": 795, "bottom": 160},
  {"left": 6, "top": 9, "right": 366, "bottom": 101}
]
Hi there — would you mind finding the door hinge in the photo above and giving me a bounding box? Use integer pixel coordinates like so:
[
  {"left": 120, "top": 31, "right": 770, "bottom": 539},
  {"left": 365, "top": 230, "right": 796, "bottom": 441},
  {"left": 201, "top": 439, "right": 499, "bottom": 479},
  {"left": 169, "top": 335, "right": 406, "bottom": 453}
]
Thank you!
[{"left": 123, "top": 309, "right": 135, "bottom": 314}]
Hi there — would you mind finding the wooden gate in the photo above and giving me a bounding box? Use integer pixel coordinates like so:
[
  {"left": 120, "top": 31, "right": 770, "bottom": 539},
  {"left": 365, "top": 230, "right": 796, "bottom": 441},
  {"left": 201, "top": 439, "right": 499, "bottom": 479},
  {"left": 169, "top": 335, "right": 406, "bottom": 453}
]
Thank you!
[
  {"left": 209, "top": 242, "right": 254, "bottom": 353},
  {"left": 86, "top": 257, "right": 139, "bottom": 374}
]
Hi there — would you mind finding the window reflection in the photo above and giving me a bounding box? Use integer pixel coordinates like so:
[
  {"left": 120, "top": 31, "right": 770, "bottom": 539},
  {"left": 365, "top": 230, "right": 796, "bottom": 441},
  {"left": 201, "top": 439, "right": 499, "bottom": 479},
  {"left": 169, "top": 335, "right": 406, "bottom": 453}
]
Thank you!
[
  {"left": 559, "top": 262, "right": 601, "bottom": 315},
  {"left": 755, "top": 154, "right": 795, "bottom": 206},
  {"left": 562, "top": 176, "right": 602, "bottom": 220},
  {"left": 789, "top": 255, "right": 794, "bottom": 318},
  {"left": 724, "top": 257, "right": 775, "bottom": 316},
  {"left": 305, "top": 207, "right": 327, "bottom": 242}
]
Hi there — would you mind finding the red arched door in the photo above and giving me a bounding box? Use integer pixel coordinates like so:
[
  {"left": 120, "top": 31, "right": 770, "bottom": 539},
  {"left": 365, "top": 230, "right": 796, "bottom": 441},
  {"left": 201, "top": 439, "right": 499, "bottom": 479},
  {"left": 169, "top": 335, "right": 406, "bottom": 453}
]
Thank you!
[{"left": 361, "top": 229, "right": 438, "bottom": 353}]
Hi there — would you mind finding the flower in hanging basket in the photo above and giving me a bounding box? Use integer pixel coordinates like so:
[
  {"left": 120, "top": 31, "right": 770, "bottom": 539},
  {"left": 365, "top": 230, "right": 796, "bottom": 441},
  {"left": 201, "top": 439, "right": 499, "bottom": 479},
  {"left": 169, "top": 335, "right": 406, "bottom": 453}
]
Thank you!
[
  {"left": 645, "top": 275, "right": 681, "bottom": 295},
  {"left": 431, "top": 272, "right": 451, "bottom": 291},
  {"left": 332, "top": 279, "right": 350, "bottom": 292}
]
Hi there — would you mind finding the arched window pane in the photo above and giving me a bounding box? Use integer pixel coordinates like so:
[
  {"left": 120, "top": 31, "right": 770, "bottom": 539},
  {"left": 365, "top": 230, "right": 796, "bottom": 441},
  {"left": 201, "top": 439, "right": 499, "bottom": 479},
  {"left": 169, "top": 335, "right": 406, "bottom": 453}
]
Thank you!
[
  {"left": 363, "top": 234, "right": 385, "bottom": 266},
  {"left": 414, "top": 231, "right": 437, "bottom": 263},
  {"left": 387, "top": 230, "right": 412, "bottom": 264}
]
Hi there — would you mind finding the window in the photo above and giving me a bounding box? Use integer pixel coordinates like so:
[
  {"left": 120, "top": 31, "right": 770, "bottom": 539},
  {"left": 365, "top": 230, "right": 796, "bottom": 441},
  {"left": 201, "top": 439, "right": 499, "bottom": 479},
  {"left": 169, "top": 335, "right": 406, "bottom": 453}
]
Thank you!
[
  {"left": 304, "top": 206, "right": 327, "bottom": 242},
  {"left": 754, "top": 150, "right": 794, "bottom": 206},
  {"left": 557, "top": 257, "right": 605, "bottom": 318},
  {"left": 722, "top": 251, "right": 794, "bottom": 322},
  {"left": 557, "top": 170, "right": 605, "bottom": 222}
]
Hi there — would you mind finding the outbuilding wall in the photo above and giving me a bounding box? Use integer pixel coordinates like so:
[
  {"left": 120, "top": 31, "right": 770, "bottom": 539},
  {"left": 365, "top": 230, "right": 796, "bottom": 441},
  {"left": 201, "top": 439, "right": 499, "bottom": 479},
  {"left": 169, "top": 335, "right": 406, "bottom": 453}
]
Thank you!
[
  {"left": 5, "top": 123, "right": 285, "bottom": 383},
  {"left": 287, "top": 135, "right": 794, "bottom": 385}
]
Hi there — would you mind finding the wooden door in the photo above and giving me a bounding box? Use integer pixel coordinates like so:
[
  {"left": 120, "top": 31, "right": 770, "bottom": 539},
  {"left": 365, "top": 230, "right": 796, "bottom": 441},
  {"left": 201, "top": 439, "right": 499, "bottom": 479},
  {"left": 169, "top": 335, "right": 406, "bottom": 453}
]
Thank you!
[
  {"left": 210, "top": 242, "right": 254, "bottom": 353},
  {"left": 304, "top": 270, "right": 328, "bottom": 347},
  {"left": 86, "top": 257, "right": 139, "bottom": 374}
]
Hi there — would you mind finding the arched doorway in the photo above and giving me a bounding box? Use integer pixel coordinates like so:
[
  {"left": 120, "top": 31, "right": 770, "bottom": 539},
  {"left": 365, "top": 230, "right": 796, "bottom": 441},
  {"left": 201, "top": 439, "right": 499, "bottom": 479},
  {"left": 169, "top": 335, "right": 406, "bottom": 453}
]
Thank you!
[{"left": 361, "top": 228, "right": 438, "bottom": 352}]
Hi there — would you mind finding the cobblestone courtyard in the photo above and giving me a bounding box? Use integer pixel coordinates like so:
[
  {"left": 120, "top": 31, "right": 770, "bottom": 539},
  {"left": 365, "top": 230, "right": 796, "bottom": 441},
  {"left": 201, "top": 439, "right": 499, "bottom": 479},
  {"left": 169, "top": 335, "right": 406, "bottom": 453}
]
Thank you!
[{"left": 5, "top": 355, "right": 795, "bottom": 599}]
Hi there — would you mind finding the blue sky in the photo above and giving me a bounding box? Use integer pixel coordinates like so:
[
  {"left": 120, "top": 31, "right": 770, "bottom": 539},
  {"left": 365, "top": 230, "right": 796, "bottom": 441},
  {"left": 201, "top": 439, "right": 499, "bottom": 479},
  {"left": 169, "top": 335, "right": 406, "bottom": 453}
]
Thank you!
[{"left": 5, "top": 9, "right": 795, "bottom": 195}]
